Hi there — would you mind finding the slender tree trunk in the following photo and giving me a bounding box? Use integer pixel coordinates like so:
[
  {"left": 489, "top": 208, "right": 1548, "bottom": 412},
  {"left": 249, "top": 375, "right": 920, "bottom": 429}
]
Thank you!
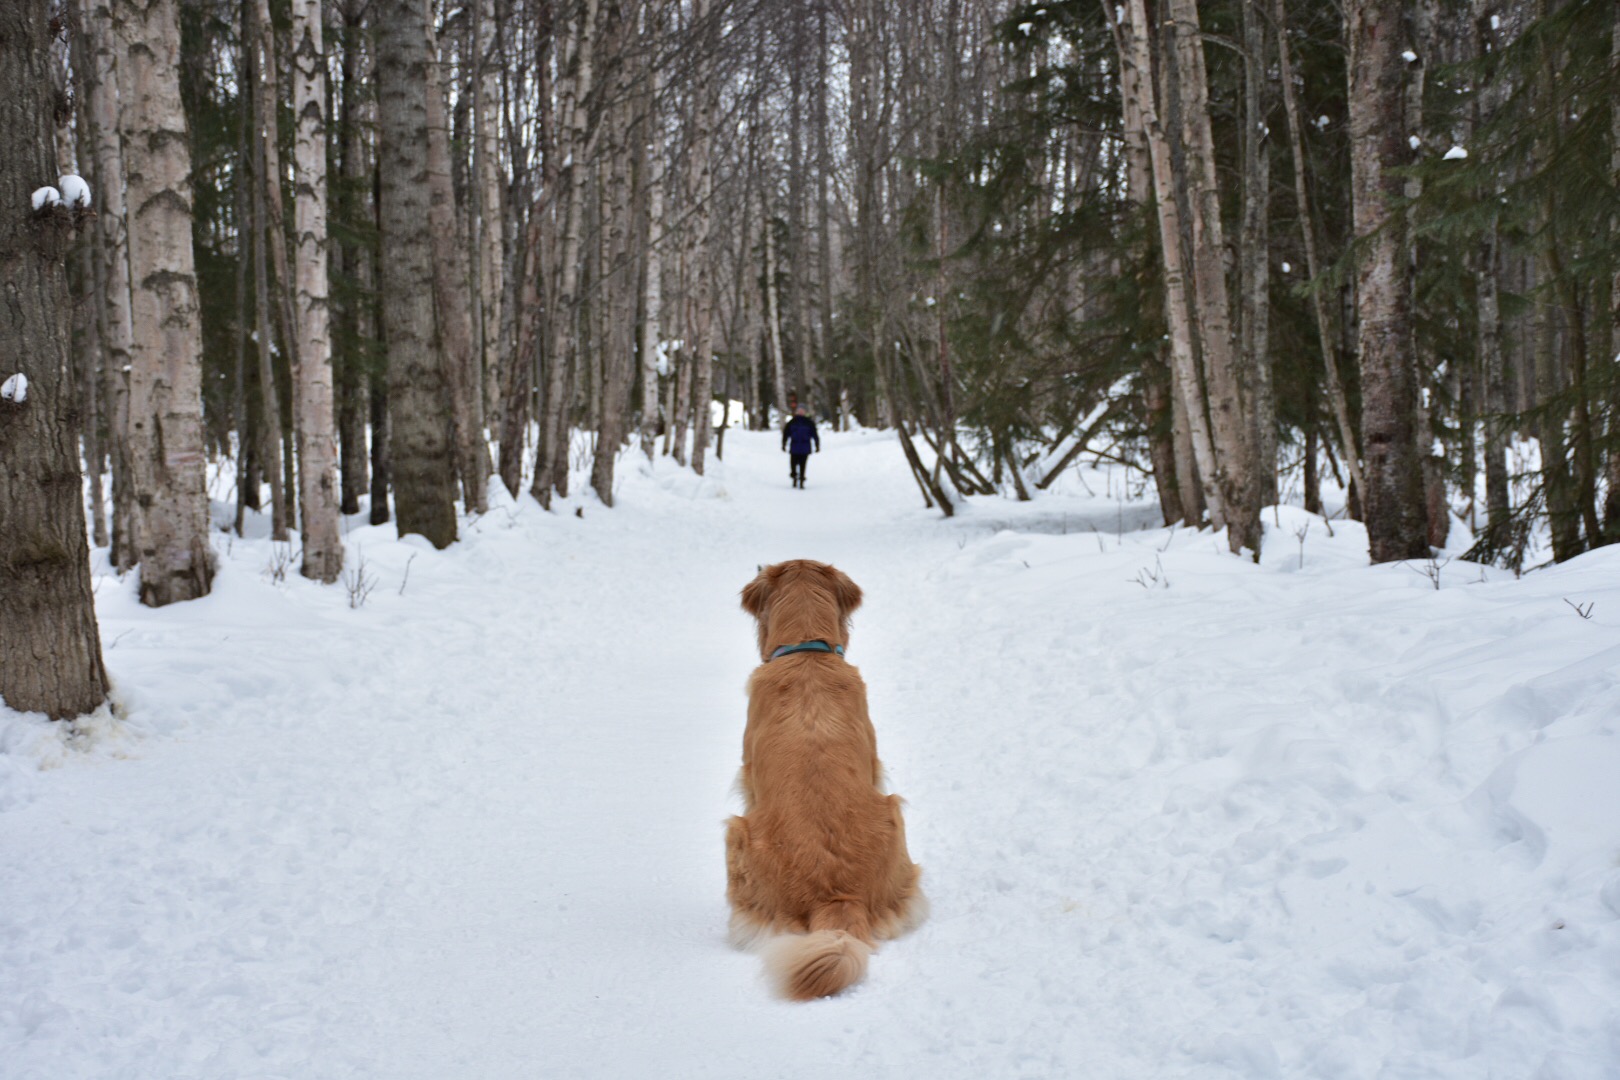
[
  {"left": 639, "top": 25, "right": 666, "bottom": 459},
  {"left": 1606, "top": 3, "right": 1620, "bottom": 542},
  {"left": 376, "top": 0, "right": 458, "bottom": 546},
  {"left": 1118, "top": 0, "right": 1229, "bottom": 533},
  {"left": 473, "top": 0, "right": 505, "bottom": 432},
  {"left": 1239, "top": 0, "right": 1274, "bottom": 507},
  {"left": 1347, "top": 0, "right": 1429, "bottom": 562},
  {"left": 1166, "top": 0, "right": 1262, "bottom": 556},
  {"left": 590, "top": 12, "right": 635, "bottom": 505},
  {"left": 336, "top": 0, "right": 371, "bottom": 516},
  {"left": 1272, "top": 0, "right": 1364, "bottom": 512},
  {"left": 116, "top": 0, "right": 217, "bottom": 605},
  {"left": 250, "top": 38, "right": 289, "bottom": 542},
  {"left": 291, "top": 0, "right": 344, "bottom": 581},
  {"left": 534, "top": 0, "right": 598, "bottom": 506},
  {"left": 424, "top": 14, "right": 491, "bottom": 514},
  {"left": 85, "top": 0, "right": 137, "bottom": 570},
  {"left": 686, "top": 0, "right": 720, "bottom": 476},
  {"left": 0, "top": 0, "right": 111, "bottom": 719},
  {"left": 763, "top": 187, "right": 788, "bottom": 418}
]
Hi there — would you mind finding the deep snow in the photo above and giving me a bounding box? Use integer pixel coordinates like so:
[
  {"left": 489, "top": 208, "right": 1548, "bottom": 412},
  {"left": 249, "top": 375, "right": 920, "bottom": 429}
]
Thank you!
[{"left": 2, "top": 428, "right": 1618, "bottom": 1079}]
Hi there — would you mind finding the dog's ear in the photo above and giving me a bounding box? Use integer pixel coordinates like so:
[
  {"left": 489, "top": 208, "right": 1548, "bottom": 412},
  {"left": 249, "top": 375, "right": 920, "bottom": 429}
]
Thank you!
[
  {"left": 827, "top": 566, "right": 863, "bottom": 615},
  {"left": 741, "top": 571, "right": 773, "bottom": 617}
]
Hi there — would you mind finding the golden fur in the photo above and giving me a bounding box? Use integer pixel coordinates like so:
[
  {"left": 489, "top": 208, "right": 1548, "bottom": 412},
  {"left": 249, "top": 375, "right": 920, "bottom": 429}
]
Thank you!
[{"left": 727, "top": 560, "right": 926, "bottom": 1000}]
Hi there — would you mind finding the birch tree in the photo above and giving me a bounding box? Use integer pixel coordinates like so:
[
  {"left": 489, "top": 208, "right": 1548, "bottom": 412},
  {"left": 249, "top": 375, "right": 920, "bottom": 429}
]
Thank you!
[
  {"left": 291, "top": 0, "right": 344, "bottom": 581},
  {"left": 116, "top": 0, "right": 217, "bottom": 605}
]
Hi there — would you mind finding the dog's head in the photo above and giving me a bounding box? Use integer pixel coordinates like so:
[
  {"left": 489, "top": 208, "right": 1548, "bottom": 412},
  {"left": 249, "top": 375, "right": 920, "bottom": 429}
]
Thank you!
[{"left": 741, "top": 560, "right": 863, "bottom": 661}]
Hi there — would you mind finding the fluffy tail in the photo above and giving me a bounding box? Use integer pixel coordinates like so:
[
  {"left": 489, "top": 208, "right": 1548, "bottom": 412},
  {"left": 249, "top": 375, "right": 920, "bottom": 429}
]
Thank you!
[{"left": 763, "top": 930, "right": 872, "bottom": 1001}]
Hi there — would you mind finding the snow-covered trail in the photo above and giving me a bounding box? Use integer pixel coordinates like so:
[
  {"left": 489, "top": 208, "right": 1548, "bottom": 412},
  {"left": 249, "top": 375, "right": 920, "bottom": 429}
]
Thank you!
[{"left": 3, "top": 428, "right": 1618, "bottom": 1079}]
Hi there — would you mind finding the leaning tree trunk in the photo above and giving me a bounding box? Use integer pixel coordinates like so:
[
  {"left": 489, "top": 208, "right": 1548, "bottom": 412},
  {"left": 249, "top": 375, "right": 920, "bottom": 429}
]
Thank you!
[
  {"left": 0, "top": 0, "right": 111, "bottom": 719},
  {"left": 291, "top": 0, "right": 344, "bottom": 582},
  {"left": 116, "top": 0, "right": 217, "bottom": 605},
  {"left": 1117, "top": 0, "right": 1229, "bottom": 533},
  {"left": 1347, "top": 0, "right": 1430, "bottom": 562},
  {"left": 376, "top": 0, "right": 458, "bottom": 547}
]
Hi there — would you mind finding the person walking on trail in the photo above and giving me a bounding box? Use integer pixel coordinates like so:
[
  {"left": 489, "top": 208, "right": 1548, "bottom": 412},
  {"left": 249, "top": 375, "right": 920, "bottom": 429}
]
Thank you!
[{"left": 782, "top": 405, "right": 820, "bottom": 489}]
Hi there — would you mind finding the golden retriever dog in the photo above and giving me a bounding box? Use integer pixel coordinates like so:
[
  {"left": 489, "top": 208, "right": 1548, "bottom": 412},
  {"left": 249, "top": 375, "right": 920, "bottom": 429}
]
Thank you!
[{"left": 727, "top": 560, "right": 926, "bottom": 1000}]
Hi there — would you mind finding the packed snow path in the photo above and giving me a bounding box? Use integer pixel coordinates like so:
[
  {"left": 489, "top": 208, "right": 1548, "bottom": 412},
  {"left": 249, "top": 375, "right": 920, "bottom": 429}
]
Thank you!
[{"left": 3, "top": 429, "right": 1618, "bottom": 1079}]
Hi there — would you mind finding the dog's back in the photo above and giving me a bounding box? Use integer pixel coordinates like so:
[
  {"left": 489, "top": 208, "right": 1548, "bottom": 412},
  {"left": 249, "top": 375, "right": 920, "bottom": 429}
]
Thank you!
[{"left": 728, "top": 561, "right": 925, "bottom": 999}]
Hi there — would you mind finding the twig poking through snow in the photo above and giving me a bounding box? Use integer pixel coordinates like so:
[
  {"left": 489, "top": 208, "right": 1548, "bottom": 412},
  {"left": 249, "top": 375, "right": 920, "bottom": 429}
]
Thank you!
[{"left": 2, "top": 373, "right": 29, "bottom": 403}]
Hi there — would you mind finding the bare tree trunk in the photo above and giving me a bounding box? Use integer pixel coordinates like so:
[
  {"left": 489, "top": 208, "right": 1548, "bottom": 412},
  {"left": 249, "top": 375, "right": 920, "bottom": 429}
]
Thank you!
[
  {"left": 686, "top": 0, "right": 719, "bottom": 475},
  {"left": 1606, "top": 3, "right": 1620, "bottom": 542},
  {"left": 117, "top": 0, "right": 217, "bottom": 605},
  {"left": 291, "top": 0, "right": 344, "bottom": 581},
  {"left": 473, "top": 0, "right": 505, "bottom": 432},
  {"left": 0, "top": 0, "right": 111, "bottom": 718},
  {"left": 84, "top": 0, "right": 137, "bottom": 570},
  {"left": 377, "top": 0, "right": 458, "bottom": 547},
  {"left": 590, "top": 10, "right": 635, "bottom": 505},
  {"left": 1347, "top": 0, "right": 1430, "bottom": 562},
  {"left": 534, "top": 0, "right": 598, "bottom": 506},
  {"left": 1117, "top": 0, "right": 1229, "bottom": 533},
  {"left": 425, "top": 9, "right": 491, "bottom": 514},
  {"left": 249, "top": 33, "right": 289, "bottom": 542},
  {"left": 638, "top": 22, "right": 666, "bottom": 459},
  {"left": 336, "top": 0, "right": 371, "bottom": 516},
  {"left": 1239, "top": 0, "right": 1274, "bottom": 507},
  {"left": 763, "top": 187, "right": 788, "bottom": 418},
  {"left": 1272, "top": 0, "right": 1364, "bottom": 511},
  {"left": 1166, "top": 0, "right": 1262, "bottom": 555}
]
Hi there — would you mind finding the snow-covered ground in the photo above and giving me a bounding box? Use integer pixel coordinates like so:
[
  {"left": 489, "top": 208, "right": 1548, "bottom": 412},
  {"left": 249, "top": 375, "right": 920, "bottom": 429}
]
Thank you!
[{"left": 3, "top": 428, "right": 1618, "bottom": 1079}]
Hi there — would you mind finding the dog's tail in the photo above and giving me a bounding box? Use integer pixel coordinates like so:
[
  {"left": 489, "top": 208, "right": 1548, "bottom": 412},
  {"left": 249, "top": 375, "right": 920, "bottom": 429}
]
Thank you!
[
  {"left": 764, "top": 930, "right": 871, "bottom": 1000},
  {"left": 763, "top": 899, "right": 874, "bottom": 1001}
]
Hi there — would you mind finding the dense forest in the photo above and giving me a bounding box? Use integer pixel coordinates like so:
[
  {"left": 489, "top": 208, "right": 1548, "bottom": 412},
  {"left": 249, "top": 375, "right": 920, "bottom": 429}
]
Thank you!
[{"left": 2, "top": 0, "right": 1618, "bottom": 720}]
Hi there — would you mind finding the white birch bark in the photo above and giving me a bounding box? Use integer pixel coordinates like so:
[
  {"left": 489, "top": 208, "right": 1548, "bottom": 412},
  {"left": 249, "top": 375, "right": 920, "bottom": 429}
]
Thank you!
[
  {"left": 638, "top": 37, "right": 666, "bottom": 460},
  {"left": 115, "top": 0, "right": 216, "bottom": 605},
  {"left": 81, "top": 0, "right": 137, "bottom": 570},
  {"left": 1116, "top": 0, "right": 1228, "bottom": 532},
  {"left": 290, "top": 0, "right": 343, "bottom": 581}
]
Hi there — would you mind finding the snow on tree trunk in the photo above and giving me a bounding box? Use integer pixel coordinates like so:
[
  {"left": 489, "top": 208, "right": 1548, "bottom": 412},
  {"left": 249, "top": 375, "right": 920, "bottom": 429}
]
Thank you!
[
  {"left": 115, "top": 0, "right": 217, "bottom": 606},
  {"left": 0, "top": 0, "right": 111, "bottom": 719}
]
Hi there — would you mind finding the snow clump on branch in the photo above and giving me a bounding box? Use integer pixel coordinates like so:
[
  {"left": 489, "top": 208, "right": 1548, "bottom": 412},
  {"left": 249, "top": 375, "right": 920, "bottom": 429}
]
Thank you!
[{"left": 31, "top": 186, "right": 61, "bottom": 211}]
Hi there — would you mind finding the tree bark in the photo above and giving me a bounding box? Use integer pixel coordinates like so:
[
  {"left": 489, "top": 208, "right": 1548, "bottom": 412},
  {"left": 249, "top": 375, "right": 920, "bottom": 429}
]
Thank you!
[
  {"left": 376, "top": 0, "right": 458, "bottom": 547},
  {"left": 1272, "top": 0, "right": 1364, "bottom": 512},
  {"left": 0, "top": 0, "right": 111, "bottom": 719},
  {"left": 116, "top": 0, "right": 217, "bottom": 605},
  {"left": 533, "top": 0, "right": 598, "bottom": 506},
  {"left": 84, "top": 0, "right": 137, "bottom": 571},
  {"left": 291, "top": 0, "right": 344, "bottom": 581},
  {"left": 424, "top": 11, "right": 492, "bottom": 514},
  {"left": 1117, "top": 0, "right": 1229, "bottom": 534},
  {"left": 1165, "top": 0, "right": 1262, "bottom": 556},
  {"left": 686, "top": 0, "right": 719, "bottom": 475},
  {"left": 1347, "top": 0, "right": 1430, "bottom": 562}
]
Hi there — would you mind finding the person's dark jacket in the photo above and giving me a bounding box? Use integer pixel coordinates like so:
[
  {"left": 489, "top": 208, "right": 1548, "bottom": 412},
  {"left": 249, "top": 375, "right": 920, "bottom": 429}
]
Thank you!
[{"left": 783, "top": 415, "right": 819, "bottom": 455}]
